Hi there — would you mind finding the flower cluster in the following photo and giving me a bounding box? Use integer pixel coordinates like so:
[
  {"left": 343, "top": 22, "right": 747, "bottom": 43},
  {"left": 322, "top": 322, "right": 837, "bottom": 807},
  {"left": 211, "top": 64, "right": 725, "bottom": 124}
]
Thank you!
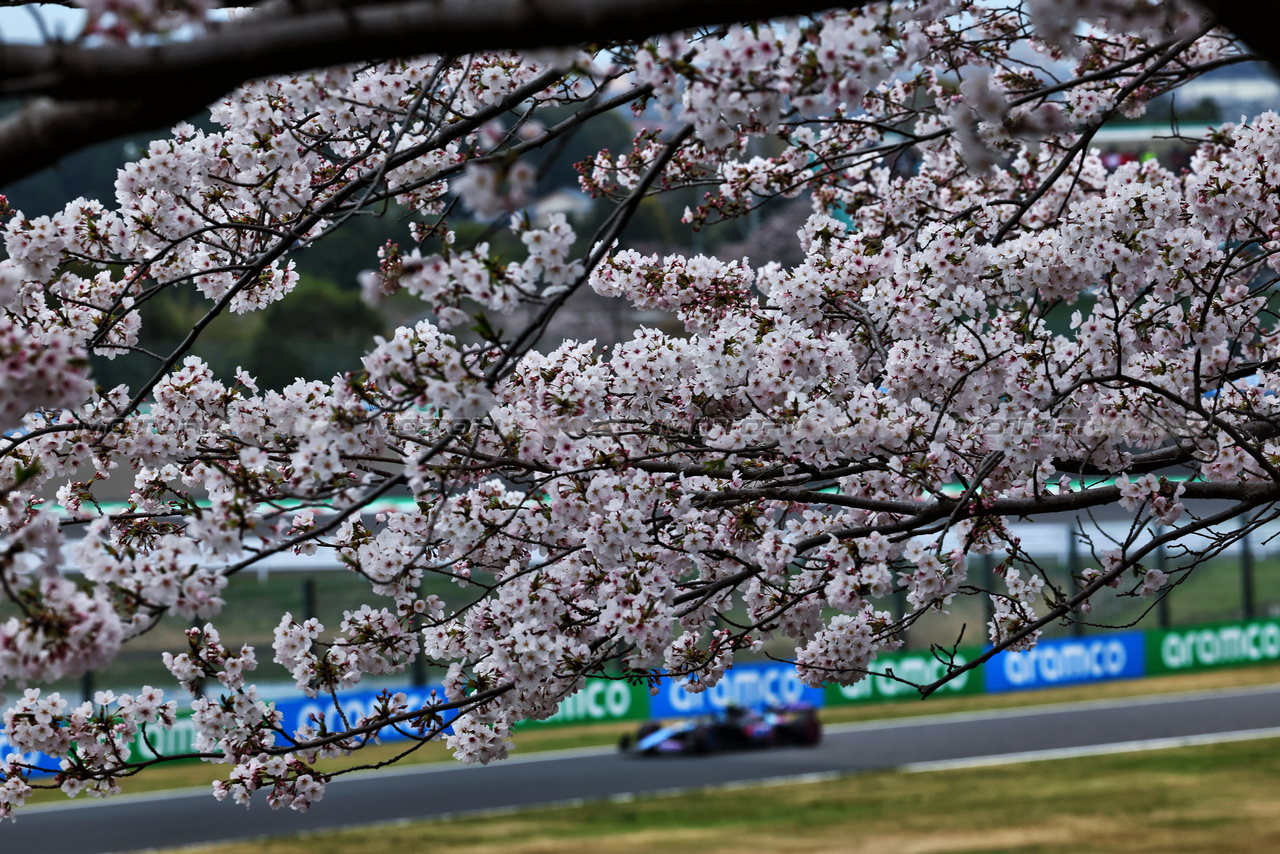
[
  {"left": 213, "top": 755, "right": 327, "bottom": 811},
  {"left": 0, "top": 514, "right": 125, "bottom": 685},
  {"left": 0, "top": 1, "right": 1274, "bottom": 818},
  {"left": 1, "top": 686, "right": 178, "bottom": 813}
]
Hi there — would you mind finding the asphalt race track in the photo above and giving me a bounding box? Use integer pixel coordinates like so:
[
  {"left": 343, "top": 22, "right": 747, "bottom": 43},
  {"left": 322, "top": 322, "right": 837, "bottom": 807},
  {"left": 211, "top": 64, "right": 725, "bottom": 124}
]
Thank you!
[{"left": 8, "top": 684, "right": 1280, "bottom": 853}]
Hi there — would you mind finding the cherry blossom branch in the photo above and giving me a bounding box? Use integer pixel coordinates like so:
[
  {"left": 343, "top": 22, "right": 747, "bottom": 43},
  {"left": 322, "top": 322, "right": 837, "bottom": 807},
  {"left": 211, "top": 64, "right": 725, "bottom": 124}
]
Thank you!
[
  {"left": 991, "top": 22, "right": 1214, "bottom": 245},
  {"left": 916, "top": 496, "right": 1273, "bottom": 697},
  {"left": 0, "top": 0, "right": 859, "bottom": 185},
  {"left": 483, "top": 122, "right": 695, "bottom": 385},
  {"left": 78, "top": 66, "right": 565, "bottom": 444}
]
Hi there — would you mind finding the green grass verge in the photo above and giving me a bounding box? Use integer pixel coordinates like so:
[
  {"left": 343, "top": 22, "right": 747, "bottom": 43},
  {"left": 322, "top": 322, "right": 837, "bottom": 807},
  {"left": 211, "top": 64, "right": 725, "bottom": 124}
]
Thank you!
[{"left": 178, "top": 734, "right": 1280, "bottom": 854}]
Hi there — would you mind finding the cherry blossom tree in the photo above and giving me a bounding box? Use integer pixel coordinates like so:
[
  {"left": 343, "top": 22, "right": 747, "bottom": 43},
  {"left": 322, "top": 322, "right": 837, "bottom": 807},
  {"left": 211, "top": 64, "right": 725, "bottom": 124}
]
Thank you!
[{"left": 2, "top": 0, "right": 1280, "bottom": 817}]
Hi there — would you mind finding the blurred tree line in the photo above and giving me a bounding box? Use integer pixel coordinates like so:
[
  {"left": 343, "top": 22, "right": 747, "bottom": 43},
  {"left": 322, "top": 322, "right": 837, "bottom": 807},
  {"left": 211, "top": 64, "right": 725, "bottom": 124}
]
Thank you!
[{"left": 1, "top": 101, "right": 770, "bottom": 392}]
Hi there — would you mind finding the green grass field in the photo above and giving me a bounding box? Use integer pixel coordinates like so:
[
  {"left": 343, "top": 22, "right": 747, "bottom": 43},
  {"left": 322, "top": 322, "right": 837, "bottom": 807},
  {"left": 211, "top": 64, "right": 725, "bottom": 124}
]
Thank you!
[{"left": 173, "top": 733, "right": 1280, "bottom": 854}]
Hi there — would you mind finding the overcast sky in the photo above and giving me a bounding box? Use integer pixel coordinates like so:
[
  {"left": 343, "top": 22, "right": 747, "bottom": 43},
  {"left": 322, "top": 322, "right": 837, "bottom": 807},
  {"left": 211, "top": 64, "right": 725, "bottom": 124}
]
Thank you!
[{"left": 0, "top": 5, "right": 86, "bottom": 43}]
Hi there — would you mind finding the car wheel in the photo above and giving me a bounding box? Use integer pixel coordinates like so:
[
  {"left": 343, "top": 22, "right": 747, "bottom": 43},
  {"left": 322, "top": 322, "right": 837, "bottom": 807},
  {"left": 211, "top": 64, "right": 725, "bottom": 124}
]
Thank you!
[{"left": 797, "top": 715, "right": 822, "bottom": 746}]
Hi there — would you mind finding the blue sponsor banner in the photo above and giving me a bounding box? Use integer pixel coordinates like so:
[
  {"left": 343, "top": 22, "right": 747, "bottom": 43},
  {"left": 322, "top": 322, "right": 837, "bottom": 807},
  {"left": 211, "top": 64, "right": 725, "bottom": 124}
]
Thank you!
[
  {"left": 0, "top": 731, "right": 57, "bottom": 777},
  {"left": 649, "top": 660, "right": 825, "bottom": 718},
  {"left": 984, "top": 631, "right": 1145, "bottom": 692},
  {"left": 273, "top": 683, "right": 449, "bottom": 744}
]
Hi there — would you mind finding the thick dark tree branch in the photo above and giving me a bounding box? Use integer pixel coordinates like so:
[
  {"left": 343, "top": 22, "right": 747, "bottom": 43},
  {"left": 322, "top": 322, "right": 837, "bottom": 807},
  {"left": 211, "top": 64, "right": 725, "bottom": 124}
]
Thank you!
[
  {"left": 1197, "top": 0, "right": 1280, "bottom": 72},
  {"left": 0, "top": 91, "right": 227, "bottom": 185},
  {"left": 0, "top": 0, "right": 852, "bottom": 99},
  {"left": 0, "top": 0, "right": 857, "bottom": 187},
  {"left": 0, "top": 0, "right": 1269, "bottom": 188}
]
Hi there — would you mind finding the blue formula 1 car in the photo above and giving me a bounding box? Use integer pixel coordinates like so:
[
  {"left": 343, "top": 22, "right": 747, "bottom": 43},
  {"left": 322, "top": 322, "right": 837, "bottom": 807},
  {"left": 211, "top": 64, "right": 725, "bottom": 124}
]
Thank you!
[{"left": 619, "top": 703, "right": 822, "bottom": 755}]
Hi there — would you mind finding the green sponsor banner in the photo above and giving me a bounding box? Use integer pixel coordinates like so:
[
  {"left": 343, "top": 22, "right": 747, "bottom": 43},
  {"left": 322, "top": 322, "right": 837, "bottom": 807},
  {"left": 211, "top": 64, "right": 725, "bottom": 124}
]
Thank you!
[
  {"left": 1148, "top": 618, "right": 1280, "bottom": 674},
  {"left": 128, "top": 710, "right": 199, "bottom": 761},
  {"left": 517, "top": 678, "right": 650, "bottom": 728},
  {"left": 824, "top": 647, "right": 984, "bottom": 706}
]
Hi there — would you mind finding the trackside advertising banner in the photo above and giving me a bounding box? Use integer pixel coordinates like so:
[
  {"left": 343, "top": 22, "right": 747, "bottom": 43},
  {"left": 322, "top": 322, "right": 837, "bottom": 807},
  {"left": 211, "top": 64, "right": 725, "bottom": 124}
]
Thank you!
[
  {"left": 273, "top": 684, "right": 449, "bottom": 742},
  {"left": 128, "top": 675, "right": 649, "bottom": 764},
  {"left": 0, "top": 733, "right": 44, "bottom": 773},
  {"left": 521, "top": 679, "right": 650, "bottom": 728},
  {"left": 1148, "top": 617, "right": 1280, "bottom": 674},
  {"left": 824, "top": 647, "right": 985, "bottom": 706},
  {"left": 984, "top": 631, "right": 1146, "bottom": 692},
  {"left": 648, "top": 660, "right": 826, "bottom": 718},
  {"left": 9, "top": 618, "right": 1280, "bottom": 777},
  {"left": 129, "top": 687, "right": 453, "bottom": 766}
]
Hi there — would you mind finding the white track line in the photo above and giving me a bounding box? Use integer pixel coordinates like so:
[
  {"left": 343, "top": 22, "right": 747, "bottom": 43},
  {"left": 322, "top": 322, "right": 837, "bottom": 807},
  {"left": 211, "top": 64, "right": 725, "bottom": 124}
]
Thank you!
[
  {"left": 825, "top": 681, "right": 1280, "bottom": 735},
  {"left": 902, "top": 726, "right": 1280, "bottom": 773}
]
